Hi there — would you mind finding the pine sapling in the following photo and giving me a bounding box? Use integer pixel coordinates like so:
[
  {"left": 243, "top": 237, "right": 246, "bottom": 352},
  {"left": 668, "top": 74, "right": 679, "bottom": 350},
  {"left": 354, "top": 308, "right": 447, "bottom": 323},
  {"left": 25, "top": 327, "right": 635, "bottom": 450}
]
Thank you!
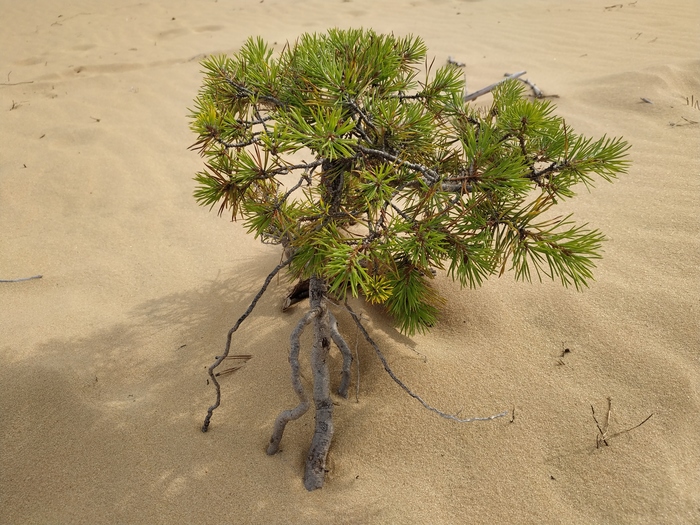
[{"left": 190, "top": 28, "right": 630, "bottom": 490}]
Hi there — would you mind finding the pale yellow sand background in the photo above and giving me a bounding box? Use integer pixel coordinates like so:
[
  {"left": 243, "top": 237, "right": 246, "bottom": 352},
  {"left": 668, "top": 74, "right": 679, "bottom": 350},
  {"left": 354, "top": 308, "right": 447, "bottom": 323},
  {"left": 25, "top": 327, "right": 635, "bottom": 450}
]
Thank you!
[{"left": 1, "top": 1, "right": 699, "bottom": 523}]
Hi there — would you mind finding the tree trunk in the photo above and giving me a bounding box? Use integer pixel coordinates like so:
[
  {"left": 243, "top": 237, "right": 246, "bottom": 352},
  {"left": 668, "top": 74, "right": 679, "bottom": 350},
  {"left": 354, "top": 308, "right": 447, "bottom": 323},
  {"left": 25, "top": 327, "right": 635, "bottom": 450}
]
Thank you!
[{"left": 304, "top": 275, "right": 334, "bottom": 491}]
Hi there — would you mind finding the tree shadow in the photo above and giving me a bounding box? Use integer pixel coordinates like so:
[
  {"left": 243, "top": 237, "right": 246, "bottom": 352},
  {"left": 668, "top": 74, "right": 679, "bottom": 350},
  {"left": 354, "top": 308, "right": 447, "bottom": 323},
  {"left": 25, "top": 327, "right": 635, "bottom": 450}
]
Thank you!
[{"left": 1, "top": 253, "right": 457, "bottom": 520}]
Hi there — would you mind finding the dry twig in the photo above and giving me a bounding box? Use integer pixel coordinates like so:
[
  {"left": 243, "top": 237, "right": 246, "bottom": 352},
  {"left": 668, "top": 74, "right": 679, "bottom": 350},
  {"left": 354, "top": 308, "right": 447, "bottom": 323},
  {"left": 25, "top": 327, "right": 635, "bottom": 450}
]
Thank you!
[
  {"left": 670, "top": 116, "right": 699, "bottom": 127},
  {"left": 213, "top": 354, "right": 252, "bottom": 377},
  {"left": 0, "top": 275, "right": 42, "bottom": 283},
  {"left": 591, "top": 397, "right": 653, "bottom": 448},
  {"left": 1, "top": 71, "right": 34, "bottom": 86}
]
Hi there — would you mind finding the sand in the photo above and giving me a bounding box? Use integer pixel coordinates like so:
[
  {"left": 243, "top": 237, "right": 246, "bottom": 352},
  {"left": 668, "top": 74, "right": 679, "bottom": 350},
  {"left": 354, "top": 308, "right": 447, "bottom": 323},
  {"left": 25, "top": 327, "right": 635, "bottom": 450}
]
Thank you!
[{"left": 1, "top": 0, "right": 699, "bottom": 523}]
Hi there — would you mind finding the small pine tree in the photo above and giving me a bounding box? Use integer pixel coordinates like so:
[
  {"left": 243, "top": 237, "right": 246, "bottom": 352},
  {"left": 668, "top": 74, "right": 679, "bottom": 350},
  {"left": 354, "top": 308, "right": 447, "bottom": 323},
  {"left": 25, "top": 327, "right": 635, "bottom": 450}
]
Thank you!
[{"left": 190, "top": 28, "right": 629, "bottom": 490}]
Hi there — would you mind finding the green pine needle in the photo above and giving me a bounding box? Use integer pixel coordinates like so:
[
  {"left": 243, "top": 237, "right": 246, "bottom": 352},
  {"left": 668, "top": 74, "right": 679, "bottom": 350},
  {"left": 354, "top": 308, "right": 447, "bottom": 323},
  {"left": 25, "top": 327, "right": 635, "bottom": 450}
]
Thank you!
[{"left": 189, "top": 28, "right": 630, "bottom": 334}]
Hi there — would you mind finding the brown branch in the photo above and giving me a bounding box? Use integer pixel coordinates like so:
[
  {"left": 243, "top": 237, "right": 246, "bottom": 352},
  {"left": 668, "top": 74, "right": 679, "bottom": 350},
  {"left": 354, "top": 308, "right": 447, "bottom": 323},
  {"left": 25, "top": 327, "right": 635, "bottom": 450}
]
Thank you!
[{"left": 356, "top": 145, "right": 440, "bottom": 183}]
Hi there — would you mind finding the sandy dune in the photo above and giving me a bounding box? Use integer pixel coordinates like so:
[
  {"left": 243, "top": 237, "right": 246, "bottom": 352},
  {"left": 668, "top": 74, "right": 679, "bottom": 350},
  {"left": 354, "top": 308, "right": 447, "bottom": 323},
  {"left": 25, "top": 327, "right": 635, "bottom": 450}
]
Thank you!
[{"left": 1, "top": 0, "right": 699, "bottom": 523}]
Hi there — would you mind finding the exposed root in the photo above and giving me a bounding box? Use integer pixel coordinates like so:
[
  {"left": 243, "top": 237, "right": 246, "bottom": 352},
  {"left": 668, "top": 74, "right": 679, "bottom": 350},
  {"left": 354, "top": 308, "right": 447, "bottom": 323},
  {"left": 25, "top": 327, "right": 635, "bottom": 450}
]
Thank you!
[
  {"left": 201, "top": 258, "right": 291, "bottom": 433},
  {"left": 267, "top": 307, "right": 320, "bottom": 455},
  {"left": 304, "top": 276, "right": 334, "bottom": 491},
  {"left": 345, "top": 302, "right": 509, "bottom": 424},
  {"left": 329, "top": 312, "right": 353, "bottom": 399}
]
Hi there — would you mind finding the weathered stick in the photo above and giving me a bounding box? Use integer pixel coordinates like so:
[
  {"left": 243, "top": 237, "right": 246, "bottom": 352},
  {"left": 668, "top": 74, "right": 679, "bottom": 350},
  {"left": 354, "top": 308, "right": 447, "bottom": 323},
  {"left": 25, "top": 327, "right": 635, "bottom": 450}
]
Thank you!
[
  {"left": 0, "top": 275, "right": 42, "bottom": 282},
  {"left": 510, "top": 73, "right": 559, "bottom": 99},
  {"left": 267, "top": 307, "right": 319, "bottom": 455},
  {"left": 201, "top": 257, "right": 291, "bottom": 432},
  {"left": 464, "top": 71, "right": 527, "bottom": 102},
  {"left": 518, "top": 76, "right": 543, "bottom": 98}
]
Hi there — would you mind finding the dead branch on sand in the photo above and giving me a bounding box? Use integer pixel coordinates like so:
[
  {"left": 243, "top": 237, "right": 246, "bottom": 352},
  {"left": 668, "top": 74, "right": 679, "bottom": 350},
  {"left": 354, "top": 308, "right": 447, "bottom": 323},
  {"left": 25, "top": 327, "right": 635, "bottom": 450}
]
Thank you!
[{"left": 1, "top": 275, "right": 42, "bottom": 283}]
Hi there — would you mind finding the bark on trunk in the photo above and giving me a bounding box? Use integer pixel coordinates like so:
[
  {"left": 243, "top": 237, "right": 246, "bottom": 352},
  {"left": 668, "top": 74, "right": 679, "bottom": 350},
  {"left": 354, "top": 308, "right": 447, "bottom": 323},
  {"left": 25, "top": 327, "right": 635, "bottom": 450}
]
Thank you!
[{"left": 303, "top": 275, "right": 334, "bottom": 491}]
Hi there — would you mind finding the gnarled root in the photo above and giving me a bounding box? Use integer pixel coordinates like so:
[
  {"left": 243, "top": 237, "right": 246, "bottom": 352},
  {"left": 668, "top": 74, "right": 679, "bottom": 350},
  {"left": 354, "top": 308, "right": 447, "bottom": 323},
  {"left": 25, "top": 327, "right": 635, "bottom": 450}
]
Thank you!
[
  {"left": 303, "top": 276, "right": 334, "bottom": 491},
  {"left": 329, "top": 312, "right": 353, "bottom": 399},
  {"left": 268, "top": 276, "right": 354, "bottom": 490},
  {"left": 267, "top": 307, "right": 319, "bottom": 455}
]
